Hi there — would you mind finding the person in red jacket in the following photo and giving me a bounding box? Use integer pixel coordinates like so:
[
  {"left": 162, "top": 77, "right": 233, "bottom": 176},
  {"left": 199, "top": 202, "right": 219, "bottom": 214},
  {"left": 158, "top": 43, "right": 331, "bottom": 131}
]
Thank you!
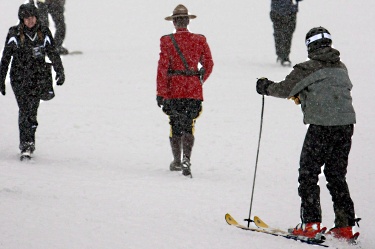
[{"left": 156, "top": 4, "right": 214, "bottom": 177}]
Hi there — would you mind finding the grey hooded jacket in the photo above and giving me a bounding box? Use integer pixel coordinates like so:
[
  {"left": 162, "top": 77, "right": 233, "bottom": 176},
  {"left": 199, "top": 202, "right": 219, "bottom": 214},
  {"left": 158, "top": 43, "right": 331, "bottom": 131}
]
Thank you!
[{"left": 267, "top": 47, "right": 356, "bottom": 126}]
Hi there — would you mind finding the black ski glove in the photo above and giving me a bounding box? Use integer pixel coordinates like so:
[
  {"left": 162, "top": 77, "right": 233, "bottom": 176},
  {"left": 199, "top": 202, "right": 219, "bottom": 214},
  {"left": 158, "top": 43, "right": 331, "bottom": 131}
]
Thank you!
[
  {"left": 156, "top": 95, "right": 164, "bottom": 107},
  {"left": 256, "top": 77, "right": 272, "bottom": 95},
  {"left": 0, "top": 83, "right": 5, "bottom": 96},
  {"left": 162, "top": 99, "right": 172, "bottom": 115},
  {"left": 56, "top": 72, "right": 65, "bottom": 86}
]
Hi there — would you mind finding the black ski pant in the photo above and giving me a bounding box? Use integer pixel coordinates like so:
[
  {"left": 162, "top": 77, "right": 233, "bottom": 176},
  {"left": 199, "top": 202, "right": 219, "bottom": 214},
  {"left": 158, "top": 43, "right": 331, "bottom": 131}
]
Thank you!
[
  {"left": 15, "top": 94, "right": 40, "bottom": 151},
  {"left": 270, "top": 11, "right": 296, "bottom": 60},
  {"left": 37, "top": 0, "right": 66, "bottom": 47},
  {"left": 298, "top": 124, "right": 356, "bottom": 228},
  {"left": 163, "top": 99, "right": 202, "bottom": 137}
]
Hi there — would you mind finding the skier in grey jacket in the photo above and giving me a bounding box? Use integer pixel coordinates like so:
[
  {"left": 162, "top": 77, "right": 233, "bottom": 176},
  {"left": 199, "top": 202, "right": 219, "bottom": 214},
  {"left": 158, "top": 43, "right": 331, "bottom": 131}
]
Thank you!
[{"left": 256, "top": 27, "right": 359, "bottom": 240}]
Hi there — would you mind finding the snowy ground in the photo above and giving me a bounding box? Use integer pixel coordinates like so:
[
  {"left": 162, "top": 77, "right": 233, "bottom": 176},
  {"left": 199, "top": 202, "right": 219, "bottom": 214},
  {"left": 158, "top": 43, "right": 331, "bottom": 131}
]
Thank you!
[{"left": 0, "top": 0, "right": 374, "bottom": 248}]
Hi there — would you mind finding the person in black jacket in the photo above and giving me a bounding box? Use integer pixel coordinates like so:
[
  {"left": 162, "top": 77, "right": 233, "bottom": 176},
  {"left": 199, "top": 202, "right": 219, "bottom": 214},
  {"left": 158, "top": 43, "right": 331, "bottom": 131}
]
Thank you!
[
  {"left": 30, "top": 0, "right": 68, "bottom": 55},
  {"left": 0, "top": 3, "right": 65, "bottom": 159},
  {"left": 270, "top": 0, "right": 299, "bottom": 66}
]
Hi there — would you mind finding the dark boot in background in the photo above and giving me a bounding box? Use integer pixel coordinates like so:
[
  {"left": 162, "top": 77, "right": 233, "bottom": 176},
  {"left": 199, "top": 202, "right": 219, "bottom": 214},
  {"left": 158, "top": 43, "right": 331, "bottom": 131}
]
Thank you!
[
  {"left": 182, "top": 134, "right": 194, "bottom": 177},
  {"left": 169, "top": 136, "right": 182, "bottom": 171}
]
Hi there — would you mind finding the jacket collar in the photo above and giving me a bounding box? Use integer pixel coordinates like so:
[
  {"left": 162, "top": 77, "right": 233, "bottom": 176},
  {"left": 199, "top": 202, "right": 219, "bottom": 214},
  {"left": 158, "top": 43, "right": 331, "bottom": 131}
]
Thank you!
[{"left": 175, "top": 28, "right": 189, "bottom": 33}]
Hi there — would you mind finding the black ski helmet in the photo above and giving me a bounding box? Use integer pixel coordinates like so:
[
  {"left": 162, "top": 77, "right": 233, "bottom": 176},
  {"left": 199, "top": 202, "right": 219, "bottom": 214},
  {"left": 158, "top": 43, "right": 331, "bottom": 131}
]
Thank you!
[
  {"left": 305, "top": 27, "right": 332, "bottom": 52},
  {"left": 18, "top": 3, "right": 39, "bottom": 22}
]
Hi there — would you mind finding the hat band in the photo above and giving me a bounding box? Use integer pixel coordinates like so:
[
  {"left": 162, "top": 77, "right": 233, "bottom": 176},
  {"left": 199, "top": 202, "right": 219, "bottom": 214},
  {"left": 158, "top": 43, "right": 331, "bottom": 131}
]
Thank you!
[{"left": 305, "top": 33, "right": 332, "bottom": 46}]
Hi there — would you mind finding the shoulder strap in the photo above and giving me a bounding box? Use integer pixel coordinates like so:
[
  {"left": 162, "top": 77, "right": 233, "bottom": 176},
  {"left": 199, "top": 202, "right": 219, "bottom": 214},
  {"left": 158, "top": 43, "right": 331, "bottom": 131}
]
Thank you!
[{"left": 169, "top": 34, "right": 190, "bottom": 71}]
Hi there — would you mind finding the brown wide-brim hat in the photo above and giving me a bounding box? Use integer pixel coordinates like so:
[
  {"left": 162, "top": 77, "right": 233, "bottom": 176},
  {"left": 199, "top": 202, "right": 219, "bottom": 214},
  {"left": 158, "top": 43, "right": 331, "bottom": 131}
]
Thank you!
[{"left": 165, "top": 4, "right": 197, "bottom": 21}]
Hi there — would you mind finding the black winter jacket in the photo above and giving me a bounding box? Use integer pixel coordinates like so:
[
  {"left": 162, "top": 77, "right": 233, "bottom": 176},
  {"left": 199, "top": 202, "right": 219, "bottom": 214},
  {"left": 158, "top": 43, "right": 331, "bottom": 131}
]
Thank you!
[{"left": 0, "top": 23, "right": 64, "bottom": 96}]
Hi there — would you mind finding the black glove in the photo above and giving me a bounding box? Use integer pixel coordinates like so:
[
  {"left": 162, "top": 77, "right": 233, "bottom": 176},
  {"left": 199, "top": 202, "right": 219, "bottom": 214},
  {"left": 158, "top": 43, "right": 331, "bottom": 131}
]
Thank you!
[
  {"left": 199, "top": 67, "right": 205, "bottom": 84},
  {"left": 0, "top": 83, "right": 5, "bottom": 96},
  {"left": 256, "top": 77, "right": 272, "bottom": 95},
  {"left": 156, "top": 95, "right": 164, "bottom": 107},
  {"left": 162, "top": 98, "right": 172, "bottom": 115},
  {"left": 56, "top": 72, "right": 65, "bottom": 86}
]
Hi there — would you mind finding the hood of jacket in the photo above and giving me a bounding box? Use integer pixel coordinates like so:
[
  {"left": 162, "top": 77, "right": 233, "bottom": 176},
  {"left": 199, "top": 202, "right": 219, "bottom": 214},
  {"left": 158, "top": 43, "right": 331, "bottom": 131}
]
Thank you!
[{"left": 308, "top": 47, "right": 341, "bottom": 63}]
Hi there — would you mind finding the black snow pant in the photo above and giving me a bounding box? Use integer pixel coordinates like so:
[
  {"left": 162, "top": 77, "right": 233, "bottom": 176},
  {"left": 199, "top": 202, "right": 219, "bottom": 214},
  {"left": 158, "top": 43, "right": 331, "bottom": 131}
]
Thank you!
[
  {"left": 298, "top": 124, "right": 356, "bottom": 228},
  {"left": 15, "top": 94, "right": 40, "bottom": 151},
  {"left": 37, "top": 0, "right": 66, "bottom": 47},
  {"left": 163, "top": 99, "right": 202, "bottom": 137},
  {"left": 270, "top": 11, "right": 296, "bottom": 60}
]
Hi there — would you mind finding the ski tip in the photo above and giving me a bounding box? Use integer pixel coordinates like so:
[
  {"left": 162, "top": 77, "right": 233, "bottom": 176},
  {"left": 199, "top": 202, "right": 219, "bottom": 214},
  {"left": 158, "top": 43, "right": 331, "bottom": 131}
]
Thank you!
[
  {"left": 225, "top": 213, "right": 231, "bottom": 222},
  {"left": 225, "top": 213, "right": 238, "bottom": 225},
  {"left": 66, "top": 50, "right": 83, "bottom": 55},
  {"left": 253, "top": 216, "right": 269, "bottom": 228}
]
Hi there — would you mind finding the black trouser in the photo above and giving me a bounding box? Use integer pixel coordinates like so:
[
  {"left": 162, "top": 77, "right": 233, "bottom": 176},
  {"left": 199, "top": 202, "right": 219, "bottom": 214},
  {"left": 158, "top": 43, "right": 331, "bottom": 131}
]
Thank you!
[
  {"left": 298, "top": 124, "right": 356, "bottom": 227},
  {"left": 37, "top": 1, "right": 66, "bottom": 47},
  {"left": 163, "top": 99, "right": 202, "bottom": 137},
  {"left": 270, "top": 11, "right": 296, "bottom": 60},
  {"left": 15, "top": 94, "right": 40, "bottom": 151}
]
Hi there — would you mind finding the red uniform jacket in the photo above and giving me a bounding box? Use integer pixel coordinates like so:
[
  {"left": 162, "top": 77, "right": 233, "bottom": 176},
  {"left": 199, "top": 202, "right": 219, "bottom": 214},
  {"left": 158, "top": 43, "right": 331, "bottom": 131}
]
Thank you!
[{"left": 156, "top": 28, "right": 214, "bottom": 100}]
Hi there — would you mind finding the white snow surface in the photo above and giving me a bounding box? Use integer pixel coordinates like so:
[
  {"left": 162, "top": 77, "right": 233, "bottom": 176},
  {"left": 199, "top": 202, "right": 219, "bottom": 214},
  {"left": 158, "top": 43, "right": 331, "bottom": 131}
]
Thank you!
[{"left": 0, "top": 1, "right": 374, "bottom": 248}]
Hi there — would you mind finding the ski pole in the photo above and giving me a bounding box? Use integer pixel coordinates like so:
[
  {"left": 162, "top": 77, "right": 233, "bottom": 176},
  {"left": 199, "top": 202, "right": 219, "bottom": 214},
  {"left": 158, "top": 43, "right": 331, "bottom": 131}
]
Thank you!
[{"left": 245, "top": 95, "right": 265, "bottom": 227}]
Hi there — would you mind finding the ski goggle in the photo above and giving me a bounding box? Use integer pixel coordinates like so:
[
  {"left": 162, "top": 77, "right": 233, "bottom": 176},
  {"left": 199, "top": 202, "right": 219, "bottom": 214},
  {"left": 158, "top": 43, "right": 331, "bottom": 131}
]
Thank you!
[{"left": 305, "top": 33, "right": 332, "bottom": 46}]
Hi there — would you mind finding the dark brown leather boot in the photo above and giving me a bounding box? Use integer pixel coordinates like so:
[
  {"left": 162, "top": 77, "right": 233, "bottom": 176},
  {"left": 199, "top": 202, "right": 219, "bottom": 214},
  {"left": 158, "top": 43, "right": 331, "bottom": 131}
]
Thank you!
[
  {"left": 182, "top": 133, "right": 194, "bottom": 159},
  {"left": 169, "top": 136, "right": 182, "bottom": 171},
  {"left": 181, "top": 134, "right": 195, "bottom": 177}
]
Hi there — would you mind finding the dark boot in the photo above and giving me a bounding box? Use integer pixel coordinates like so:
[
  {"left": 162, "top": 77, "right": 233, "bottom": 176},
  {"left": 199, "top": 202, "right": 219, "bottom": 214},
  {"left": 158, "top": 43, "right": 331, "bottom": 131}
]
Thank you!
[
  {"left": 182, "top": 155, "right": 192, "bottom": 177},
  {"left": 182, "top": 133, "right": 194, "bottom": 159},
  {"left": 169, "top": 136, "right": 182, "bottom": 171},
  {"left": 182, "top": 134, "right": 194, "bottom": 177}
]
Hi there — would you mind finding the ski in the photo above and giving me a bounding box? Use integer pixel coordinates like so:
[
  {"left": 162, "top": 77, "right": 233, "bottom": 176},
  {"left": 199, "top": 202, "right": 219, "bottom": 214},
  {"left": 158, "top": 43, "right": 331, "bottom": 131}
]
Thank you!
[
  {"left": 252, "top": 215, "right": 360, "bottom": 246},
  {"left": 225, "top": 213, "right": 328, "bottom": 247},
  {"left": 254, "top": 215, "right": 360, "bottom": 246},
  {"left": 66, "top": 50, "right": 83, "bottom": 55}
]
